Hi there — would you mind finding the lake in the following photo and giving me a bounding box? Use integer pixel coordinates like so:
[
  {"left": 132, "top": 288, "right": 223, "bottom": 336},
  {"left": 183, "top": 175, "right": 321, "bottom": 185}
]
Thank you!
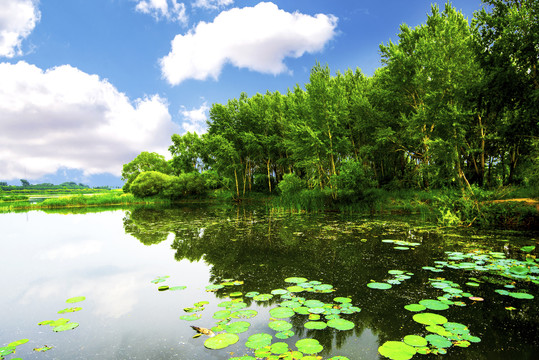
[{"left": 0, "top": 204, "right": 537, "bottom": 359}]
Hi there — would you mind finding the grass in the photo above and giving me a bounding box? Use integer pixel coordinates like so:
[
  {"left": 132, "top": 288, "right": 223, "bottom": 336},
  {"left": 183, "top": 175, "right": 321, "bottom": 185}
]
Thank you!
[{"left": 0, "top": 192, "right": 170, "bottom": 213}]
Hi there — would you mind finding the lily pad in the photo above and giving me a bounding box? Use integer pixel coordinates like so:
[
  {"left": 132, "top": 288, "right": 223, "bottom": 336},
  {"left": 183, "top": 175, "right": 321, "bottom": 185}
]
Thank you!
[
  {"left": 295, "top": 339, "right": 323, "bottom": 354},
  {"left": 66, "top": 296, "right": 85, "bottom": 303},
  {"left": 403, "top": 335, "right": 427, "bottom": 347},
  {"left": 169, "top": 286, "right": 187, "bottom": 291},
  {"left": 327, "top": 318, "right": 355, "bottom": 331},
  {"left": 509, "top": 292, "right": 534, "bottom": 299},
  {"left": 53, "top": 322, "right": 79, "bottom": 332},
  {"left": 425, "top": 334, "right": 452, "bottom": 348},
  {"left": 378, "top": 341, "right": 416, "bottom": 360},
  {"left": 275, "top": 330, "right": 295, "bottom": 339},
  {"left": 418, "top": 299, "right": 449, "bottom": 311},
  {"left": 204, "top": 333, "right": 239, "bottom": 350},
  {"left": 304, "top": 321, "right": 328, "bottom": 330},
  {"left": 285, "top": 277, "right": 308, "bottom": 283},
  {"left": 367, "top": 282, "right": 392, "bottom": 290},
  {"left": 404, "top": 304, "right": 426, "bottom": 312},
  {"left": 58, "top": 307, "right": 82, "bottom": 314},
  {"left": 223, "top": 321, "right": 250, "bottom": 334},
  {"left": 269, "top": 320, "right": 293, "bottom": 331},
  {"left": 253, "top": 294, "right": 273, "bottom": 301},
  {"left": 413, "top": 313, "right": 448, "bottom": 326},
  {"left": 180, "top": 314, "right": 201, "bottom": 321},
  {"left": 8, "top": 339, "right": 29, "bottom": 347},
  {"left": 231, "top": 310, "right": 258, "bottom": 319},
  {"left": 245, "top": 333, "right": 272, "bottom": 349},
  {"left": 270, "top": 307, "right": 295, "bottom": 319},
  {"left": 270, "top": 342, "right": 289, "bottom": 355}
]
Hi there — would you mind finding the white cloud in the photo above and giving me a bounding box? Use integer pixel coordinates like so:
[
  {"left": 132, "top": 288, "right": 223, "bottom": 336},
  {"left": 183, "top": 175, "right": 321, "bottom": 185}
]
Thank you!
[
  {"left": 180, "top": 102, "right": 209, "bottom": 134},
  {"left": 192, "top": 0, "right": 233, "bottom": 10},
  {"left": 160, "top": 2, "right": 338, "bottom": 85},
  {"left": 135, "top": 0, "right": 188, "bottom": 25},
  {"left": 0, "top": 0, "right": 40, "bottom": 58},
  {"left": 0, "top": 61, "right": 180, "bottom": 181}
]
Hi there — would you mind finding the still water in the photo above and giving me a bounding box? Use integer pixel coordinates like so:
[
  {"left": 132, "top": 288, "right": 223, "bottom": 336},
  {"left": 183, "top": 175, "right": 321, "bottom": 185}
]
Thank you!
[{"left": 0, "top": 205, "right": 537, "bottom": 359}]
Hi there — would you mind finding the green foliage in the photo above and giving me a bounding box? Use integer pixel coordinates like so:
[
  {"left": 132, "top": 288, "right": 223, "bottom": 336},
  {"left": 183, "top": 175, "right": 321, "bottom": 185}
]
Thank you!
[
  {"left": 122, "top": 152, "right": 171, "bottom": 192},
  {"left": 130, "top": 171, "right": 173, "bottom": 198}
]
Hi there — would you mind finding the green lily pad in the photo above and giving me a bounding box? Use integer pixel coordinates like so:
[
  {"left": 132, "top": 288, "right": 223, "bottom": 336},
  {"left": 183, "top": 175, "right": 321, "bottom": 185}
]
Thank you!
[
  {"left": 66, "top": 296, "right": 85, "bottom": 303},
  {"left": 509, "top": 292, "right": 534, "bottom": 299},
  {"left": 520, "top": 246, "right": 535, "bottom": 252},
  {"left": 253, "top": 294, "right": 273, "bottom": 301},
  {"left": 271, "top": 289, "right": 289, "bottom": 295},
  {"left": 180, "top": 314, "right": 201, "bottom": 321},
  {"left": 509, "top": 266, "right": 529, "bottom": 275},
  {"left": 8, "top": 339, "right": 29, "bottom": 347},
  {"left": 304, "top": 321, "right": 327, "bottom": 330},
  {"left": 418, "top": 299, "right": 449, "bottom": 311},
  {"left": 313, "top": 284, "right": 333, "bottom": 291},
  {"left": 53, "top": 322, "right": 79, "bottom": 332},
  {"left": 378, "top": 341, "right": 416, "bottom": 360},
  {"left": 334, "top": 297, "right": 352, "bottom": 303},
  {"left": 367, "top": 282, "right": 392, "bottom": 290},
  {"left": 403, "top": 335, "right": 427, "bottom": 347},
  {"left": 404, "top": 304, "right": 426, "bottom": 312},
  {"left": 270, "top": 307, "right": 295, "bottom": 319},
  {"left": 0, "top": 346, "right": 16, "bottom": 356},
  {"left": 213, "top": 310, "right": 231, "bottom": 319},
  {"left": 245, "top": 291, "right": 259, "bottom": 297},
  {"left": 158, "top": 285, "right": 169, "bottom": 291},
  {"left": 294, "top": 306, "right": 310, "bottom": 315},
  {"left": 33, "top": 345, "right": 53, "bottom": 352},
  {"left": 269, "top": 320, "right": 293, "bottom": 331},
  {"left": 327, "top": 318, "right": 355, "bottom": 331},
  {"left": 286, "top": 286, "right": 305, "bottom": 293},
  {"left": 204, "top": 333, "right": 239, "bottom": 350},
  {"left": 425, "top": 334, "right": 452, "bottom": 348},
  {"left": 270, "top": 342, "right": 289, "bottom": 355},
  {"left": 169, "top": 286, "right": 187, "bottom": 291},
  {"left": 285, "top": 277, "right": 308, "bottom": 283},
  {"left": 413, "top": 313, "right": 448, "bottom": 326},
  {"left": 245, "top": 333, "right": 272, "bottom": 349},
  {"left": 275, "top": 330, "right": 295, "bottom": 339},
  {"left": 231, "top": 310, "right": 258, "bottom": 319},
  {"left": 205, "top": 284, "right": 224, "bottom": 291},
  {"left": 58, "top": 307, "right": 82, "bottom": 314},
  {"left": 295, "top": 338, "right": 323, "bottom": 354},
  {"left": 223, "top": 321, "right": 250, "bottom": 334}
]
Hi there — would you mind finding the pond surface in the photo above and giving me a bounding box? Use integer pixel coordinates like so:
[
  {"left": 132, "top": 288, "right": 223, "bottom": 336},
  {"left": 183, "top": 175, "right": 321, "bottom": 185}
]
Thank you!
[{"left": 0, "top": 205, "right": 538, "bottom": 360}]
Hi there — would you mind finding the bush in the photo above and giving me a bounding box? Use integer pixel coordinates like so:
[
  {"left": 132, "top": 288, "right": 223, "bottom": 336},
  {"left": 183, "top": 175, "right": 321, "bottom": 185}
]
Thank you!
[{"left": 130, "top": 171, "right": 173, "bottom": 198}]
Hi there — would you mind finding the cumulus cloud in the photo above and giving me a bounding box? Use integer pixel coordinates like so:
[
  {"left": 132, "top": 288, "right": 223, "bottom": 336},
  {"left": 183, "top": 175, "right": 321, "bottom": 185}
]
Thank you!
[
  {"left": 135, "top": 0, "right": 188, "bottom": 25},
  {"left": 0, "top": 61, "right": 180, "bottom": 181},
  {"left": 192, "top": 0, "right": 233, "bottom": 10},
  {"left": 160, "top": 2, "right": 338, "bottom": 85},
  {"left": 180, "top": 102, "right": 209, "bottom": 134},
  {"left": 0, "top": 0, "right": 40, "bottom": 58}
]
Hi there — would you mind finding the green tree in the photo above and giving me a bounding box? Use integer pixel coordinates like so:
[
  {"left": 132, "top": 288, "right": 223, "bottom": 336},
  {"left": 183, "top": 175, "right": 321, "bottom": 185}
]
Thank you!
[
  {"left": 129, "top": 171, "right": 173, "bottom": 198},
  {"left": 20, "top": 179, "right": 30, "bottom": 187},
  {"left": 121, "top": 151, "right": 170, "bottom": 192},
  {"left": 169, "top": 132, "right": 203, "bottom": 175}
]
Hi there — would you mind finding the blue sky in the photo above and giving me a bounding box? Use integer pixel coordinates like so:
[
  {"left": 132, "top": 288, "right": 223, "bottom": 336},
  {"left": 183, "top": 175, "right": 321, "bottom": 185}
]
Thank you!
[{"left": 0, "top": 0, "right": 484, "bottom": 186}]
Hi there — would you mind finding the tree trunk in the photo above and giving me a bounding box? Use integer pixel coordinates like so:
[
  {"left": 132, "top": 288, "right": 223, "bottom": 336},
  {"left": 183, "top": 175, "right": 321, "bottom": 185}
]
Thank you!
[{"left": 267, "top": 159, "right": 272, "bottom": 193}]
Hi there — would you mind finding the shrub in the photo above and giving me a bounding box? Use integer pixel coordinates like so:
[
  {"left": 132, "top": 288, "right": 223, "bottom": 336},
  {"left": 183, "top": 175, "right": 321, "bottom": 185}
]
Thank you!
[{"left": 130, "top": 171, "right": 173, "bottom": 198}]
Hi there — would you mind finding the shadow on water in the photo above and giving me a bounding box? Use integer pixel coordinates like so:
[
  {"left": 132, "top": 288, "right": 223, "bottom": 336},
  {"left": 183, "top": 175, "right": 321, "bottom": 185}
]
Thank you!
[{"left": 122, "top": 204, "right": 539, "bottom": 359}]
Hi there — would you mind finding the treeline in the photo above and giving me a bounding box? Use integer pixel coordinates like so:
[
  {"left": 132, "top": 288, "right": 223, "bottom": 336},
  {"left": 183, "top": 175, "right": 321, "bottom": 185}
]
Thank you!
[{"left": 122, "top": 1, "right": 539, "bottom": 205}]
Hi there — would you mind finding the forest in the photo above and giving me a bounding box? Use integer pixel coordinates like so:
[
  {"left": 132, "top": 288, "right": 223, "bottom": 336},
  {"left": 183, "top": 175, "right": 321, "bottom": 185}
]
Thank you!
[{"left": 122, "top": 1, "right": 538, "bottom": 225}]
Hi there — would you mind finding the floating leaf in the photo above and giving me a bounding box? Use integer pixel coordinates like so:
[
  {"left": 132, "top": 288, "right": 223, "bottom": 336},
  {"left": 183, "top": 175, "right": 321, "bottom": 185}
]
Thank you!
[
  {"left": 158, "top": 285, "right": 169, "bottom": 291},
  {"left": 53, "top": 322, "right": 79, "bottom": 332},
  {"left": 205, "top": 284, "right": 224, "bottom": 291},
  {"left": 275, "top": 330, "right": 294, "bottom": 339},
  {"left": 270, "top": 307, "right": 295, "bottom": 319},
  {"left": 270, "top": 342, "right": 289, "bottom": 355},
  {"left": 33, "top": 345, "right": 53, "bottom": 352},
  {"left": 367, "top": 282, "right": 392, "bottom": 290},
  {"left": 223, "top": 321, "right": 250, "bottom": 334},
  {"left": 285, "top": 277, "right": 308, "bottom": 284},
  {"left": 269, "top": 320, "right": 293, "bottom": 331},
  {"left": 229, "top": 291, "right": 243, "bottom": 297},
  {"left": 304, "top": 321, "right": 327, "bottom": 330},
  {"left": 413, "top": 313, "right": 448, "bottom": 326},
  {"left": 180, "top": 314, "right": 201, "bottom": 321},
  {"left": 204, "top": 333, "right": 239, "bottom": 350},
  {"left": 404, "top": 304, "right": 426, "bottom": 312},
  {"left": 520, "top": 246, "right": 535, "bottom": 252},
  {"left": 8, "top": 339, "right": 29, "bottom": 347},
  {"left": 231, "top": 310, "right": 257, "bottom": 319},
  {"left": 286, "top": 286, "right": 305, "bottom": 293},
  {"left": 425, "top": 334, "right": 452, "bottom": 348},
  {"left": 327, "top": 318, "right": 355, "bottom": 331},
  {"left": 334, "top": 297, "right": 352, "bottom": 303},
  {"left": 313, "top": 284, "right": 333, "bottom": 291},
  {"left": 169, "top": 286, "right": 187, "bottom": 291},
  {"left": 66, "top": 296, "right": 85, "bottom": 303},
  {"left": 378, "top": 341, "right": 416, "bottom": 360},
  {"left": 508, "top": 292, "right": 534, "bottom": 299},
  {"left": 213, "top": 310, "right": 231, "bottom": 319},
  {"left": 418, "top": 299, "right": 449, "bottom": 311},
  {"left": 253, "top": 294, "right": 273, "bottom": 301},
  {"left": 271, "top": 289, "right": 288, "bottom": 295},
  {"left": 295, "top": 339, "right": 323, "bottom": 354},
  {"left": 403, "top": 335, "right": 427, "bottom": 347},
  {"left": 245, "top": 333, "right": 272, "bottom": 349}
]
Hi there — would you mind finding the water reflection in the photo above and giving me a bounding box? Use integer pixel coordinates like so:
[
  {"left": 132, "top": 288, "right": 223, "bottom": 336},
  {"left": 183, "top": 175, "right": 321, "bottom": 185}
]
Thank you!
[{"left": 122, "top": 205, "right": 539, "bottom": 359}]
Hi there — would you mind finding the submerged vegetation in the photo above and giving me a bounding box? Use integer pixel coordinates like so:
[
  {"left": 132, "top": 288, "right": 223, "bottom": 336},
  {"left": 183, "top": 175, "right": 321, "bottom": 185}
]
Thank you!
[{"left": 118, "top": 1, "right": 538, "bottom": 228}]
